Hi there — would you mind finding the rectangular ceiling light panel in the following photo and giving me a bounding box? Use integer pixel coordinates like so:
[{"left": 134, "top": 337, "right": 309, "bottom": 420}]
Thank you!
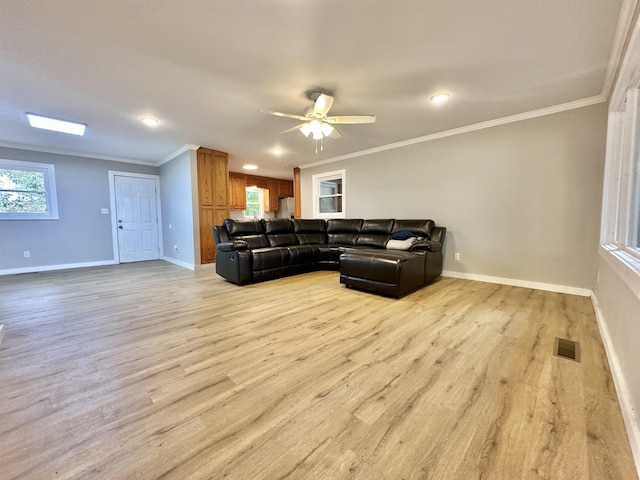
[{"left": 27, "top": 113, "right": 86, "bottom": 136}]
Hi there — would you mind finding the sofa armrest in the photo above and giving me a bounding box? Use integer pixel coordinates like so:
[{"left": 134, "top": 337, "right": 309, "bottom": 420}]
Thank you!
[
  {"left": 430, "top": 226, "right": 447, "bottom": 244},
  {"left": 410, "top": 240, "right": 442, "bottom": 252},
  {"left": 217, "top": 240, "right": 249, "bottom": 252}
]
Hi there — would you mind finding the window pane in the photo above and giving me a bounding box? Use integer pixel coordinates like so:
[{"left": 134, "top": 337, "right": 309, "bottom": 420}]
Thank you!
[
  {"left": 244, "top": 187, "right": 264, "bottom": 218},
  {"left": 0, "top": 191, "right": 47, "bottom": 213},
  {"left": 320, "top": 179, "right": 342, "bottom": 196},
  {"left": 319, "top": 195, "right": 342, "bottom": 213},
  {"left": 245, "top": 203, "right": 259, "bottom": 217},
  {"left": 246, "top": 190, "right": 259, "bottom": 203},
  {"left": 313, "top": 169, "right": 345, "bottom": 219},
  {"left": 0, "top": 168, "right": 48, "bottom": 214}
]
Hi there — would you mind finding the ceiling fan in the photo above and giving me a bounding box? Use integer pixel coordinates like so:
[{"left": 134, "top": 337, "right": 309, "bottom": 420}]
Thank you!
[{"left": 259, "top": 92, "right": 375, "bottom": 152}]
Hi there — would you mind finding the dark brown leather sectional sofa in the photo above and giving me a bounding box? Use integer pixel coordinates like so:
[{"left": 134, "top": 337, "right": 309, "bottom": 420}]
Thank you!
[{"left": 212, "top": 218, "right": 446, "bottom": 297}]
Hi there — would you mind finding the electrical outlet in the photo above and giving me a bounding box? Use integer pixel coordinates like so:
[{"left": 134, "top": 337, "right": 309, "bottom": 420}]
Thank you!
[
  {"left": 101, "top": 208, "right": 109, "bottom": 214},
  {"left": 23, "top": 251, "right": 30, "bottom": 258},
  {"left": 173, "top": 245, "right": 179, "bottom": 253},
  {"left": 454, "top": 252, "right": 460, "bottom": 261}
]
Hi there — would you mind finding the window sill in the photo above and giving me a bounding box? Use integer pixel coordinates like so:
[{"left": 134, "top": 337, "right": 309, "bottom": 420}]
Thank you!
[
  {"left": 314, "top": 213, "right": 346, "bottom": 219},
  {"left": 600, "top": 244, "right": 640, "bottom": 301}
]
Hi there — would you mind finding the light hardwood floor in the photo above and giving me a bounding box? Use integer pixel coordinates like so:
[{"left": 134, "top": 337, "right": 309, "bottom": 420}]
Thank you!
[{"left": 0, "top": 261, "right": 636, "bottom": 479}]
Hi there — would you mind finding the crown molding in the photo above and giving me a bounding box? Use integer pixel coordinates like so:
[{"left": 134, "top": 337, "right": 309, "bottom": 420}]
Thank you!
[
  {"left": 0, "top": 141, "right": 160, "bottom": 167},
  {"left": 159, "top": 144, "right": 200, "bottom": 165},
  {"left": 0, "top": 141, "right": 201, "bottom": 167},
  {"left": 602, "top": 0, "right": 639, "bottom": 101},
  {"left": 611, "top": 2, "right": 640, "bottom": 111},
  {"left": 300, "top": 95, "right": 606, "bottom": 170}
]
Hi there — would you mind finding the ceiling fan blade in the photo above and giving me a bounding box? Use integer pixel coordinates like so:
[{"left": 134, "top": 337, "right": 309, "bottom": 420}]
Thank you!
[
  {"left": 329, "top": 126, "right": 342, "bottom": 139},
  {"left": 259, "top": 109, "right": 307, "bottom": 121},
  {"left": 326, "top": 115, "right": 376, "bottom": 124},
  {"left": 278, "top": 123, "right": 306, "bottom": 135},
  {"left": 313, "top": 94, "right": 334, "bottom": 116}
]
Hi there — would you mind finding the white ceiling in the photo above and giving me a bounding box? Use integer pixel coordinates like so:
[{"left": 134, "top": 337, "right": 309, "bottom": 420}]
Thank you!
[{"left": 0, "top": 1, "right": 631, "bottom": 179}]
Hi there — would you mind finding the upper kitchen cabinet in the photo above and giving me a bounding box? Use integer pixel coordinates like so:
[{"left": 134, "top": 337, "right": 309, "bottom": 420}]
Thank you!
[
  {"left": 278, "top": 179, "right": 293, "bottom": 198},
  {"left": 229, "top": 172, "right": 247, "bottom": 210},
  {"left": 228, "top": 172, "right": 294, "bottom": 213}
]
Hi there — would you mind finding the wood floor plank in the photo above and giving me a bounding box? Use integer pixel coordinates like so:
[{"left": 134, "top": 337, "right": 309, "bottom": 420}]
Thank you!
[{"left": 0, "top": 261, "right": 636, "bottom": 479}]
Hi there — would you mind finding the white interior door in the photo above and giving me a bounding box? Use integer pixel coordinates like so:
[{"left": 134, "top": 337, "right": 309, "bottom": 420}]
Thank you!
[{"left": 114, "top": 175, "right": 160, "bottom": 263}]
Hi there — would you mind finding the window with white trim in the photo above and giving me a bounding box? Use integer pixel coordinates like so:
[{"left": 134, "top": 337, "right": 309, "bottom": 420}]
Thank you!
[
  {"left": 601, "top": 14, "right": 640, "bottom": 292},
  {"left": 244, "top": 186, "right": 264, "bottom": 218},
  {"left": 312, "top": 169, "right": 345, "bottom": 219},
  {"left": 0, "top": 159, "right": 58, "bottom": 220}
]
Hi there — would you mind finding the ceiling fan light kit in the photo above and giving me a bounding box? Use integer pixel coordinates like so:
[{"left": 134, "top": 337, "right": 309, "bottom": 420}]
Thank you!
[{"left": 260, "top": 92, "right": 375, "bottom": 152}]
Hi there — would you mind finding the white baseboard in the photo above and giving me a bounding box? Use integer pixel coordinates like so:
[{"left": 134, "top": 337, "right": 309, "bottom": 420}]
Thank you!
[
  {"left": 0, "top": 260, "right": 116, "bottom": 276},
  {"left": 590, "top": 294, "right": 640, "bottom": 477},
  {"left": 162, "top": 256, "right": 195, "bottom": 270},
  {"left": 441, "top": 270, "right": 592, "bottom": 297}
]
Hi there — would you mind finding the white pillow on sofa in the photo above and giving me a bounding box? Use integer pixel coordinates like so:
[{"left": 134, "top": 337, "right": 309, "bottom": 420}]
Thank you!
[{"left": 386, "top": 237, "right": 417, "bottom": 251}]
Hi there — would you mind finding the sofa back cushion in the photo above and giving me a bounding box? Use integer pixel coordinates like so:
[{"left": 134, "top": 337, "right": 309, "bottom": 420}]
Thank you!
[
  {"left": 327, "top": 219, "right": 363, "bottom": 245},
  {"left": 293, "top": 219, "right": 327, "bottom": 245},
  {"left": 392, "top": 220, "right": 435, "bottom": 240},
  {"left": 356, "top": 219, "right": 394, "bottom": 248},
  {"left": 262, "top": 218, "right": 298, "bottom": 247},
  {"left": 223, "top": 219, "right": 269, "bottom": 249}
]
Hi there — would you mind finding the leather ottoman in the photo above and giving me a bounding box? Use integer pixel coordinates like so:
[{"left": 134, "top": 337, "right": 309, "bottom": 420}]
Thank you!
[{"left": 339, "top": 249, "right": 427, "bottom": 298}]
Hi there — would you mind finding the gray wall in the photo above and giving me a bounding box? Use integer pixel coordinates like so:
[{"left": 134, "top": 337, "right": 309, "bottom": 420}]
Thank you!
[
  {"left": 0, "top": 147, "right": 158, "bottom": 270},
  {"left": 160, "top": 149, "right": 197, "bottom": 267},
  {"left": 301, "top": 103, "right": 607, "bottom": 290}
]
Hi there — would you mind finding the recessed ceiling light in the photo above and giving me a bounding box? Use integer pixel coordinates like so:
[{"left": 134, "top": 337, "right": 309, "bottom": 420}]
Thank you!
[
  {"left": 141, "top": 117, "right": 160, "bottom": 127},
  {"left": 273, "top": 149, "right": 283, "bottom": 157},
  {"left": 27, "top": 113, "right": 86, "bottom": 136},
  {"left": 243, "top": 164, "right": 258, "bottom": 170},
  {"left": 430, "top": 93, "right": 451, "bottom": 104}
]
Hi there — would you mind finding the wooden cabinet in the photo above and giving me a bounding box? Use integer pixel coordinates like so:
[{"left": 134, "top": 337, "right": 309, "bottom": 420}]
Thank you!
[
  {"left": 229, "top": 172, "right": 247, "bottom": 210},
  {"left": 278, "top": 179, "right": 293, "bottom": 198},
  {"left": 267, "top": 179, "right": 279, "bottom": 212},
  {"left": 228, "top": 172, "right": 294, "bottom": 213},
  {"left": 197, "top": 148, "right": 229, "bottom": 264},
  {"left": 246, "top": 175, "right": 267, "bottom": 189}
]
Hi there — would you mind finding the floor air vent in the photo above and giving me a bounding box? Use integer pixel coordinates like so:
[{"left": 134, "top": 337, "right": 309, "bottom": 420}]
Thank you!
[{"left": 554, "top": 337, "right": 580, "bottom": 362}]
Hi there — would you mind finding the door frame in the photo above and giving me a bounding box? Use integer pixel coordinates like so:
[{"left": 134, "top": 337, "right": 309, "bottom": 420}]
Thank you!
[{"left": 108, "top": 171, "right": 164, "bottom": 264}]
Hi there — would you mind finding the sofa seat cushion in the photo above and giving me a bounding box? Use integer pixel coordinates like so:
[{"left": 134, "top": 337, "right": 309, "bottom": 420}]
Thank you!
[
  {"left": 286, "top": 245, "right": 319, "bottom": 265},
  {"left": 317, "top": 245, "right": 341, "bottom": 264},
  {"left": 251, "top": 247, "right": 289, "bottom": 271}
]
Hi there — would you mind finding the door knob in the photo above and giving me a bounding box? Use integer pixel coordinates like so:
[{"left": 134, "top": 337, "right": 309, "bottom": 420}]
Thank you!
[{"left": 118, "top": 225, "right": 123, "bottom": 229}]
